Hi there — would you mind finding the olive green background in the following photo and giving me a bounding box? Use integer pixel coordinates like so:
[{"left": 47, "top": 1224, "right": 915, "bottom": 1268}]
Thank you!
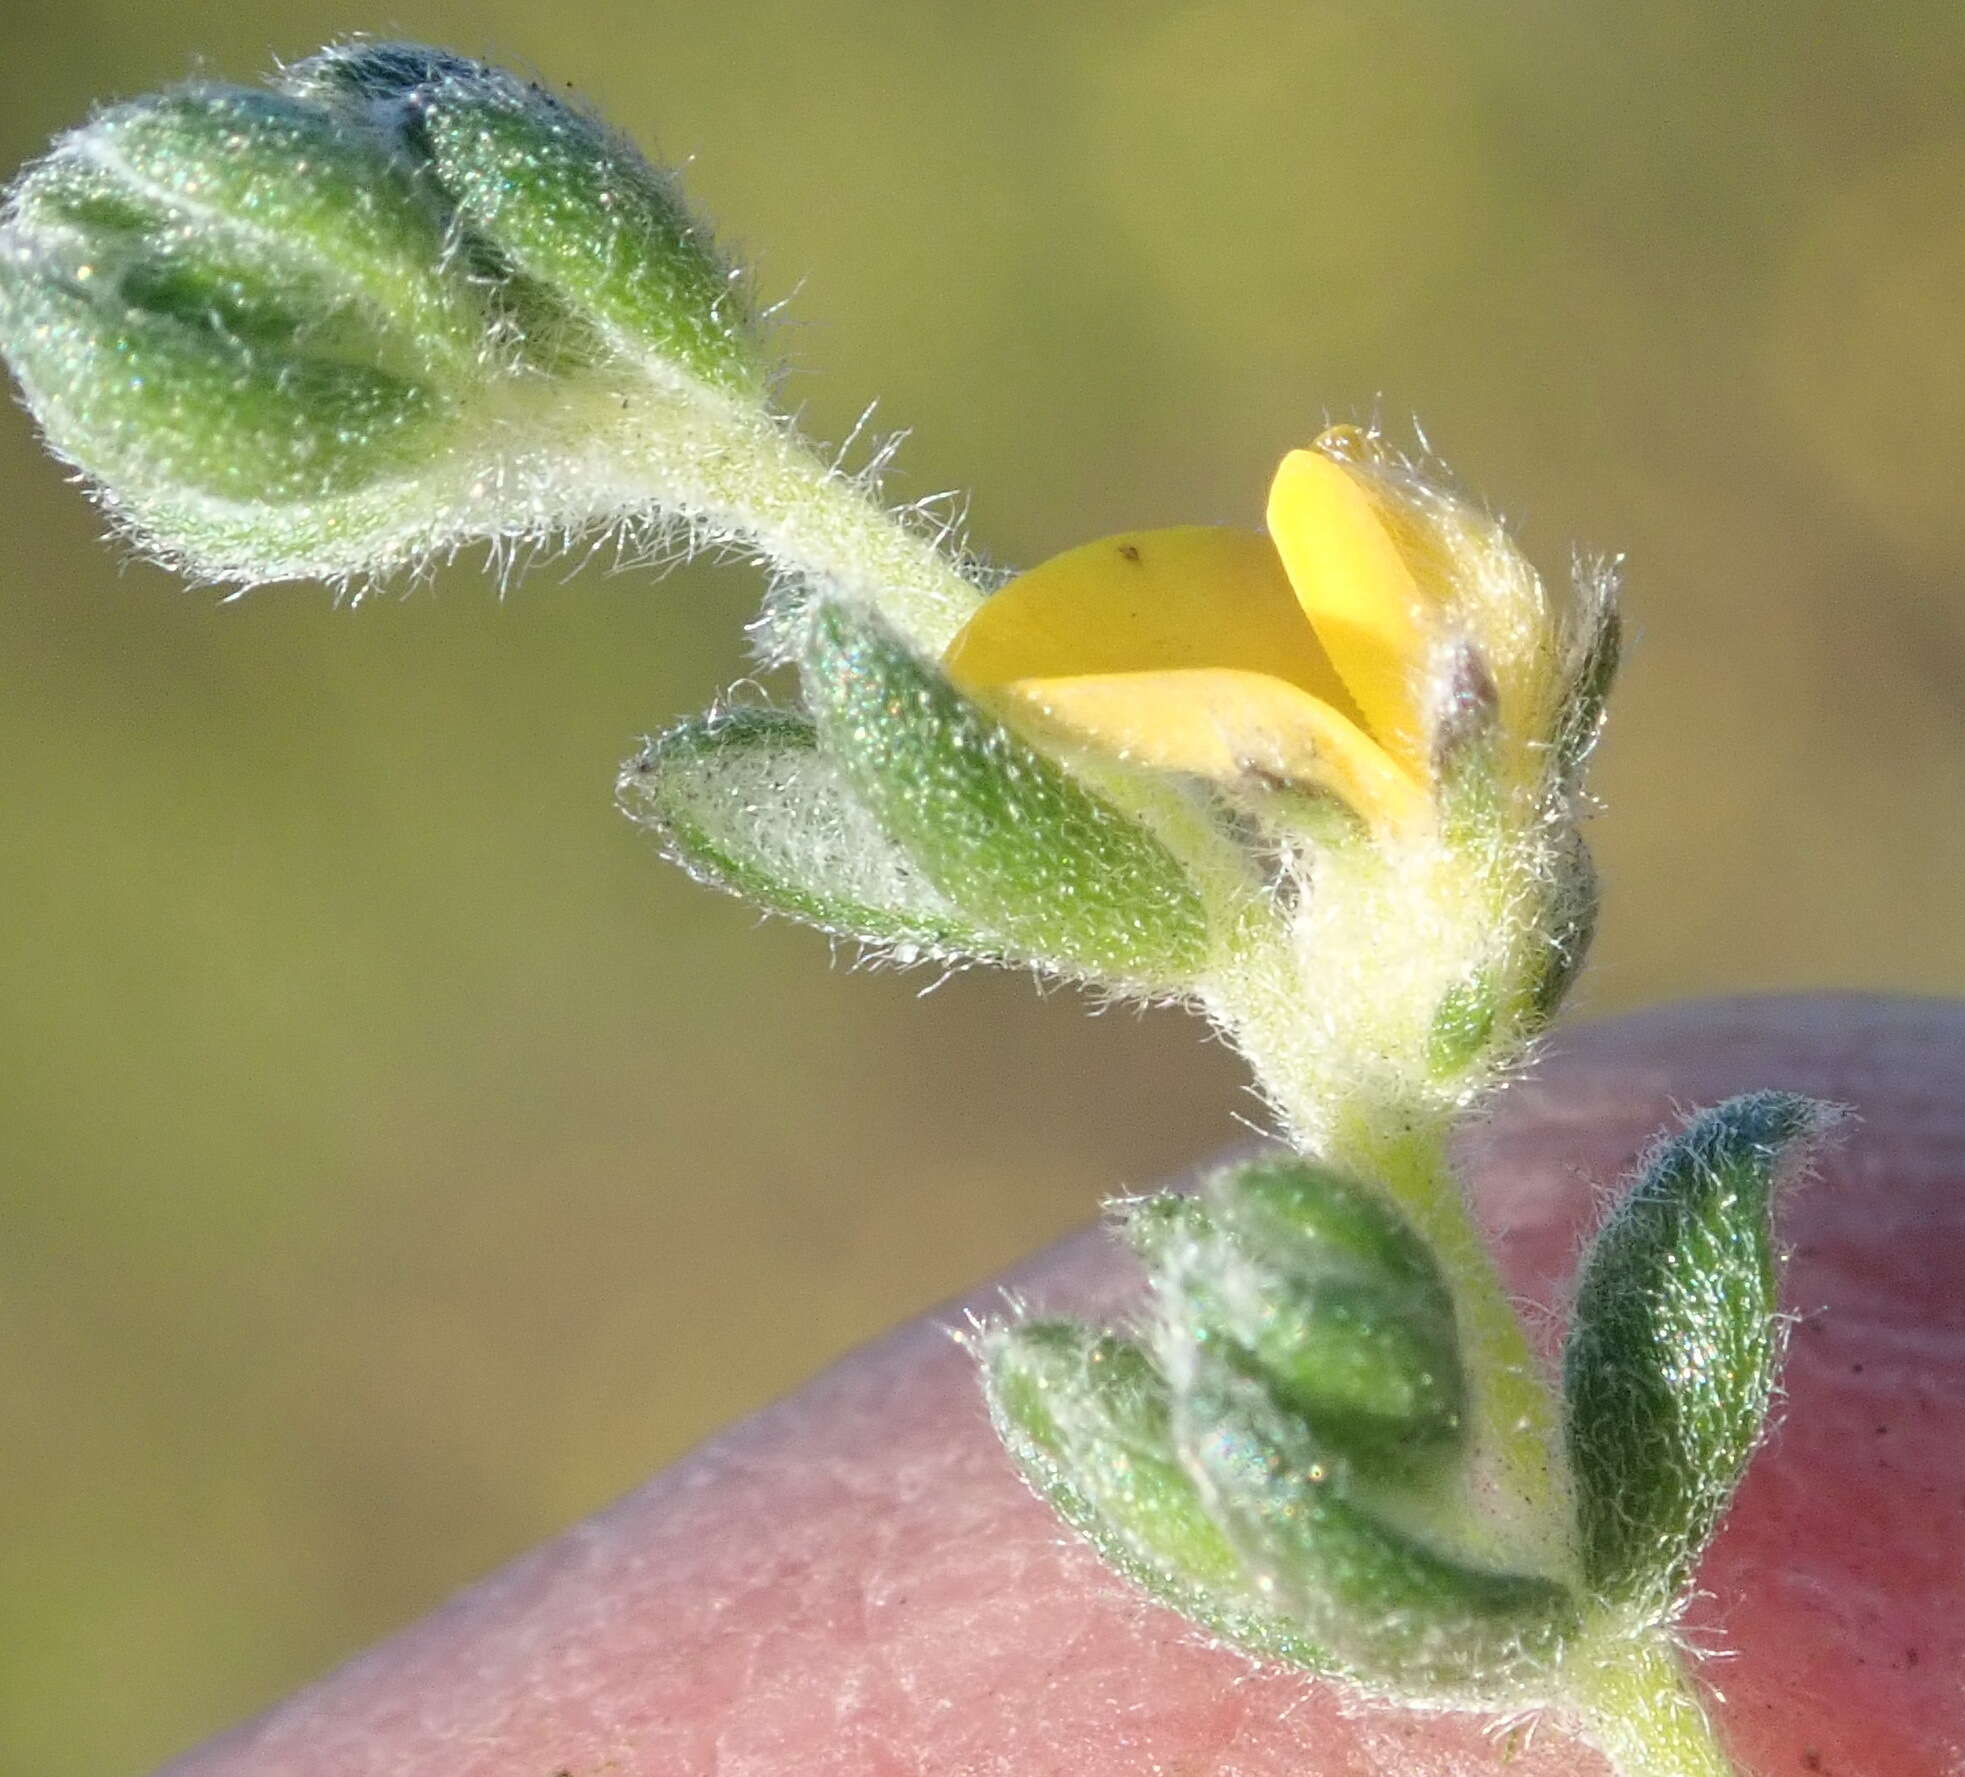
[{"left": 2, "top": 3, "right": 1961, "bottom": 1771}]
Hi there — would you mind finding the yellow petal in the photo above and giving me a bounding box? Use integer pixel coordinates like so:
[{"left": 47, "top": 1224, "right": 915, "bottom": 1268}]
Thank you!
[
  {"left": 983, "top": 667, "right": 1425, "bottom": 831},
  {"left": 1266, "top": 444, "right": 1433, "bottom": 773},
  {"left": 944, "top": 524, "right": 1364, "bottom": 721}
]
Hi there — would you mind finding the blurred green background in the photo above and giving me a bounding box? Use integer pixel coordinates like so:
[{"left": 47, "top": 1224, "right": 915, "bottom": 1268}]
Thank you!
[{"left": 2, "top": 2, "right": 1961, "bottom": 1770}]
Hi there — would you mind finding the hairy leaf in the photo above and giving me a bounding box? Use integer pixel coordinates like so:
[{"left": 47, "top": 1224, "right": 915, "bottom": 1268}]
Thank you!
[
  {"left": 984, "top": 1321, "right": 1332, "bottom": 1674},
  {"left": 619, "top": 706, "right": 990, "bottom": 960},
  {"left": 1564, "top": 1091, "right": 1832, "bottom": 1607},
  {"left": 1178, "top": 1352, "right": 1574, "bottom": 1695}
]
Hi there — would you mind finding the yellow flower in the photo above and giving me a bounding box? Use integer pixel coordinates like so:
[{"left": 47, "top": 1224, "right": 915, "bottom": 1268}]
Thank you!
[{"left": 944, "top": 428, "right": 1538, "bottom": 834}]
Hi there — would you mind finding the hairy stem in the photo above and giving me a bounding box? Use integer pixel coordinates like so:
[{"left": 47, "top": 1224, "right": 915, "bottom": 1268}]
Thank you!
[
  {"left": 1354, "top": 1116, "right": 1573, "bottom": 1575},
  {"left": 1568, "top": 1636, "right": 1741, "bottom": 1777},
  {"left": 597, "top": 374, "right": 985, "bottom": 653},
  {"left": 610, "top": 399, "right": 1263, "bottom": 917}
]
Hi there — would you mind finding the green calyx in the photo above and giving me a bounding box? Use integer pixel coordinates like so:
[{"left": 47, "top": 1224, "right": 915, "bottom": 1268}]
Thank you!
[
  {"left": 1555, "top": 600, "right": 1623, "bottom": 784},
  {"left": 618, "top": 706, "right": 993, "bottom": 962},
  {"left": 800, "top": 601, "right": 1214, "bottom": 991},
  {"left": 620, "top": 617, "right": 1230, "bottom": 994},
  {"left": 1525, "top": 831, "right": 1599, "bottom": 1025},
  {"left": 1146, "top": 1157, "right": 1466, "bottom": 1477},
  {"left": 0, "top": 87, "right": 466, "bottom": 519},
  {"left": 1176, "top": 1352, "right": 1576, "bottom": 1690}
]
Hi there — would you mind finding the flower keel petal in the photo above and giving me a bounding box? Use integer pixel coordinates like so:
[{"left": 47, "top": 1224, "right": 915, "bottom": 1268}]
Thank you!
[{"left": 987, "top": 667, "right": 1425, "bottom": 830}]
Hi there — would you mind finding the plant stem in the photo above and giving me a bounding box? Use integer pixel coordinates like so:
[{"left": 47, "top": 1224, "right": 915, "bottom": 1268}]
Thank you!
[
  {"left": 589, "top": 374, "right": 984, "bottom": 653},
  {"left": 1342, "top": 1113, "right": 1573, "bottom": 1578},
  {"left": 1567, "top": 1636, "right": 1741, "bottom": 1777}
]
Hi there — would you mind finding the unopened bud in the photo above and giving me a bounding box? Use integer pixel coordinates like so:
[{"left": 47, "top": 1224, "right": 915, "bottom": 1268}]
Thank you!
[
  {"left": 1176, "top": 1352, "right": 1575, "bottom": 1694},
  {"left": 1181, "top": 1157, "right": 1466, "bottom": 1475},
  {"left": 0, "top": 46, "right": 762, "bottom": 583}
]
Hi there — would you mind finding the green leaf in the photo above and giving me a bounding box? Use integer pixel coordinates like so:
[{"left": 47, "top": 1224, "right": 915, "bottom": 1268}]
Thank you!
[
  {"left": 290, "top": 43, "right": 758, "bottom": 389},
  {"left": 1563, "top": 1091, "right": 1832, "bottom": 1608},
  {"left": 983, "top": 1321, "right": 1331, "bottom": 1674},
  {"left": 1186, "top": 1157, "right": 1466, "bottom": 1474},
  {"left": 1177, "top": 1352, "right": 1574, "bottom": 1695},
  {"left": 801, "top": 602, "right": 1213, "bottom": 989},
  {"left": 0, "top": 86, "right": 470, "bottom": 518},
  {"left": 617, "top": 706, "right": 993, "bottom": 959}
]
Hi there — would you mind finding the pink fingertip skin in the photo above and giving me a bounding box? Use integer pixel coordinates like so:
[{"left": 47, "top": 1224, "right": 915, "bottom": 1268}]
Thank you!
[{"left": 161, "top": 1000, "right": 1965, "bottom": 1777}]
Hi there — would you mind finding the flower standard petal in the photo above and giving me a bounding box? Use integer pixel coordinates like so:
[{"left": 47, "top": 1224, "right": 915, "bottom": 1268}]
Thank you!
[
  {"left": 945, "top": 524, "right": 1363, "bottom": 715},
  {"left": 1266, "top": 442, "right": 1434, "bottom": 776}
]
